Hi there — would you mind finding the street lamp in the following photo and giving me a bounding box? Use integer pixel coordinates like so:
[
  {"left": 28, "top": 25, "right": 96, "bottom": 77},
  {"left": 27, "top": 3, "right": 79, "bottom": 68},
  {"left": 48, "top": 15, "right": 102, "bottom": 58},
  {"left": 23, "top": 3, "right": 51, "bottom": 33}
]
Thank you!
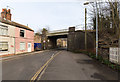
[
  {"left": 84, "top": 2, "right": 89, "bottom": 5},
  {"left": 84, "top": 1, "right": 98, "bottom": 58},
  {"left": 48, "top": 39, "right": 50, "bottom": 42},
  {"left": 95, "top": 1, "right": 98, "bottom": 59}
]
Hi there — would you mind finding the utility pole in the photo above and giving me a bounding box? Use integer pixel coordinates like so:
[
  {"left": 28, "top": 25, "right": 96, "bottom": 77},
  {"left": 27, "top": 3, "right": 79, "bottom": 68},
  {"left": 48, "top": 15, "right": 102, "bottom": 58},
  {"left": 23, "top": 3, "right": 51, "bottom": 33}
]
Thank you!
[{"left": 85, "top": 8, "right": 87, "bottom": 50}]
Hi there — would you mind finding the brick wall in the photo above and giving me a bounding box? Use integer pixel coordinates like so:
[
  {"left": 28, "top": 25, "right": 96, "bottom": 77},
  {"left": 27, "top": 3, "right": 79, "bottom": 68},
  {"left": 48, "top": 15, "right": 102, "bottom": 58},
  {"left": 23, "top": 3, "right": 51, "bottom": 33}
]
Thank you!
[{"left": 1, "top": 9, "right": 12, "bottom": 21}]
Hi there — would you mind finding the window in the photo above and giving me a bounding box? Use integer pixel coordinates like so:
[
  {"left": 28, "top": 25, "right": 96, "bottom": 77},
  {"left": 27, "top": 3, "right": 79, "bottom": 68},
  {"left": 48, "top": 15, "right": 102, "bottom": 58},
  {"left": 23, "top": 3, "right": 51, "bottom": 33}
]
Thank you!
[
  {"left": 20, "top": 30, "right": 25, "bottom": 37},
  {"left": 20, "top": 42, "right": 25, "bottom": 50},
  {"left": 0, "top": 42, "right": 8, "bottom": 51},
  {"left": 0, "top": 25, "right": 8, "bottom": 36}
]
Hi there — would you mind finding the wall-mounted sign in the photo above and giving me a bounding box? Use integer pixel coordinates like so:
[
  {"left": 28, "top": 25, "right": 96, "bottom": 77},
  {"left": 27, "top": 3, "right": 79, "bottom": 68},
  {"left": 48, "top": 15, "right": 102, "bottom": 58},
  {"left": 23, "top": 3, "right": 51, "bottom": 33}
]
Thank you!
[
  {"left": 109, "top": 47, "right": 120, "bottom": 64},
  {"left": 11, "top": 45, "right": 14, "bottom": 47}
]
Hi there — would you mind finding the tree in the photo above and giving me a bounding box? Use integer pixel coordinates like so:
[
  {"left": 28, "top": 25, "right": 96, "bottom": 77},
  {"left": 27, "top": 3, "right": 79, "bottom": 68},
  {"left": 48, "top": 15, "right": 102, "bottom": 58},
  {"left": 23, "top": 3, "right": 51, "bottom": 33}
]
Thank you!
[
  {"left": 88, "top": 0, "right": 119, "bottom": 37},
  {"left": 36, "top": 25, "right": 50, "bottom": 34}
]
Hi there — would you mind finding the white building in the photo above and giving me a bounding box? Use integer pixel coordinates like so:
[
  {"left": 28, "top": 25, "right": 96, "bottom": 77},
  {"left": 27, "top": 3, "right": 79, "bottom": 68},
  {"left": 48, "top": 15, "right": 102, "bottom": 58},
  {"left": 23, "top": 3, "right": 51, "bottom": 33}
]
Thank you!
[{"left": 0, "top": 18, "right": 15, "bottom": 56}]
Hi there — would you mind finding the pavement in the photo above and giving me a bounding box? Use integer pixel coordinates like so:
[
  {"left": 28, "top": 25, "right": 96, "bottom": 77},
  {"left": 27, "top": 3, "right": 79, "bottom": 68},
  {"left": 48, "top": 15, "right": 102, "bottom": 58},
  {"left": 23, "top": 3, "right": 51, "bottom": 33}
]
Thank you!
[
  {"left": 39, "top": 50, "right": 119, "bottom": 80},
  {"left": 0, "top": 50, "right": 47, "bottom": 61},
  {"left": 2, "top": 50, "right": 58, "bottom": 80}
]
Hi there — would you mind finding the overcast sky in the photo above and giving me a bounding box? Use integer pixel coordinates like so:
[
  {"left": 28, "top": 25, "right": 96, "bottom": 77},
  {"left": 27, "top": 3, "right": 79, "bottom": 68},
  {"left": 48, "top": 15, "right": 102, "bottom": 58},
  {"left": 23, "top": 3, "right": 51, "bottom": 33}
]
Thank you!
[{"left": 0, "top": 0, "right": 90, "bottom": 32}]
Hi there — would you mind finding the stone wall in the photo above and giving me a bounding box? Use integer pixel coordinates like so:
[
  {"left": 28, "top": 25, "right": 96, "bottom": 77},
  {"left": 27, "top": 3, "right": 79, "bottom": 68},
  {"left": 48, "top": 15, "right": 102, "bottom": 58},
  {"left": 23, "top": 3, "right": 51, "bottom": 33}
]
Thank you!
[{"left": 67, "top": 27, "right": 95, "bottom": 52}]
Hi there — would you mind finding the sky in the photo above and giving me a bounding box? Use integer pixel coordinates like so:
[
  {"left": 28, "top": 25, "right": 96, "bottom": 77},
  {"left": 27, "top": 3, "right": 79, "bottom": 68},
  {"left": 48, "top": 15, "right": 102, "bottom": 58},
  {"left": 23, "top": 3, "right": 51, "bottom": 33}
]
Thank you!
[{"left": 0, "top": 0, "right": 91, "bottom": 32}]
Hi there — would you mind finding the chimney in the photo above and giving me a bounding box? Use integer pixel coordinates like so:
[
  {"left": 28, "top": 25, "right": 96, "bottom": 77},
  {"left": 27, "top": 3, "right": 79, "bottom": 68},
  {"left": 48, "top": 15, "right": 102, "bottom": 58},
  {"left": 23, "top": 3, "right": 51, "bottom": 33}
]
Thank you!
[{"left": 1, "top": 8, "right": 12, "bottom": 21}]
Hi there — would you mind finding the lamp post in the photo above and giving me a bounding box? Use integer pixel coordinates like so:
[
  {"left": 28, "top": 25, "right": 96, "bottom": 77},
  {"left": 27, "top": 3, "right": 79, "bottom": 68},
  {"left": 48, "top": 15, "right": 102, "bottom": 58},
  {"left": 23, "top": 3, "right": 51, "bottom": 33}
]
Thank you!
[
  {"left": 95, "top": 1, "right": 98, "bottom": 58},
  {"left": 84, "top": 1, "right": 98, "bottom": 58}
]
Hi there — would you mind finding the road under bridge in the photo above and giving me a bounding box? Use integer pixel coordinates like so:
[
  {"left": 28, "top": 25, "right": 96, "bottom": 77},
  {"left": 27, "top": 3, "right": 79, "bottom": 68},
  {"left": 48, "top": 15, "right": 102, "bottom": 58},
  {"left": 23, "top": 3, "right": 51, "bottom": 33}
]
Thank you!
[{"left": 41, "top": 27, "right": 95, "bottom": 52}]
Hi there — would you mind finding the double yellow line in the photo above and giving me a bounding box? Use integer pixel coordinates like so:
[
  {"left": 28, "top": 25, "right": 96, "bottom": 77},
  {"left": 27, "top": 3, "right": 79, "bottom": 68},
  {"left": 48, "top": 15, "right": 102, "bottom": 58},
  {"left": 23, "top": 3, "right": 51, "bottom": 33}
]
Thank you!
[{"left": 30, "top": 51, "right": 61, "bottom": 82}]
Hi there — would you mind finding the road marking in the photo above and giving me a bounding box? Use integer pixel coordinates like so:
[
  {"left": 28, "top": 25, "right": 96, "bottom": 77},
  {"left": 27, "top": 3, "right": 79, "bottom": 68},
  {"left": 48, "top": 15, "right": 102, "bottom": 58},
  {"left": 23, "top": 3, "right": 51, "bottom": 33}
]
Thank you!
[
  {"left": 38, "top": 63, "right": 48, "bottom": 80},
  {"left": 30, "top": 51, "right": 61, "bottom": 82}
]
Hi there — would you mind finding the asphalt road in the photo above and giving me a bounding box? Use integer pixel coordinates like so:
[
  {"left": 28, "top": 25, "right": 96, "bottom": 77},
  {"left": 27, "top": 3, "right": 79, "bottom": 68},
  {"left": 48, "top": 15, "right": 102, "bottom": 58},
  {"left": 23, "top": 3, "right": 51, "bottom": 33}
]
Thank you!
[
  {"left": 40, "top": 50, "right": 119, "bottom": 80},
  {"left": 2, "top": 50, "right": 58, "bottom": 80},
  {"left": 2, "top": 50, "right": 119, "bottom": 81}
]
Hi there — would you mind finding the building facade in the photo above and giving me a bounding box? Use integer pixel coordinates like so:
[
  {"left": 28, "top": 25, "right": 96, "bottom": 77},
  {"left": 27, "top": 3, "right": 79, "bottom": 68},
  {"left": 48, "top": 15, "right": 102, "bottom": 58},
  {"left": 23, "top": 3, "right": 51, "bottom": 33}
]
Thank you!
[
  {"left": 15, "top": 25, "right": 34, "bottom": 54},
  {"left": 0, "top": 22, "right": 15, "bottom": 56},
  {"left": 34, "top": 33, "right": 41, "bottom": 43},
  {"left": 34, "top": 33, "right": 42, "bottom": 51},
  {"left": 0, "top": 8, "right": 34, "bottom": 56}
]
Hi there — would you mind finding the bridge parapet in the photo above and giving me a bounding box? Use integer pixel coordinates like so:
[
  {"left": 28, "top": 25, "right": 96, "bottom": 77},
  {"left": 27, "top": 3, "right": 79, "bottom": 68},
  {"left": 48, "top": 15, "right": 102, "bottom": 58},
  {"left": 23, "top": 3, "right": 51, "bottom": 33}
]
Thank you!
[
  {"left": 49, "top": 29, "right": 68, "bottom": 33},
  {"left": 47, "top": 29, "right": 69, "bottom": 37}
]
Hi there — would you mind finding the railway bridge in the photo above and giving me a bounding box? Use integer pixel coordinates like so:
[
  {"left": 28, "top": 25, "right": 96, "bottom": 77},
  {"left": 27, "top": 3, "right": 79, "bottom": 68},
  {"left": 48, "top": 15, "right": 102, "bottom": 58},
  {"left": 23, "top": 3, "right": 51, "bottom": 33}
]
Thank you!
[{"left": 41, "top": 27, "right": 95, "bottom": 52}]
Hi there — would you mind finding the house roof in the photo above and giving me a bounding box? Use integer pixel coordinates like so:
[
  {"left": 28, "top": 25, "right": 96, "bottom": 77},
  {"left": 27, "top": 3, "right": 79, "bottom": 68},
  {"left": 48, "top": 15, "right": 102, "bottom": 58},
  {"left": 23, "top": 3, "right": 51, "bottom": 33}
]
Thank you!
[{"left": 0, "top": 18, "right": 34, "bottom": 32}]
